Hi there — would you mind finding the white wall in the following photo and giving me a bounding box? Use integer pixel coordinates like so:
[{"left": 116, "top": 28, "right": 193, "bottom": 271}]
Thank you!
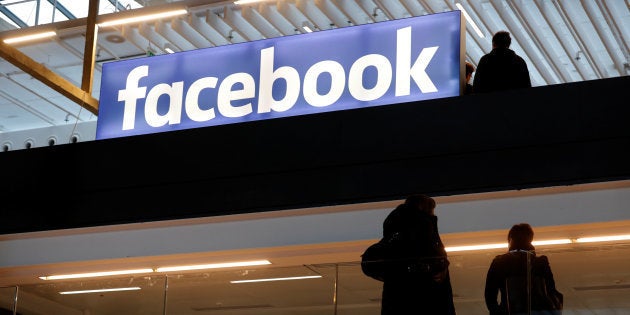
[{"left": 1, "top": 182, "right": 629, "bottom": 268}]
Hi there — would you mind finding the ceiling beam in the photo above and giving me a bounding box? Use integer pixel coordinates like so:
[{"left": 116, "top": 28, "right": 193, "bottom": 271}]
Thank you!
[
  {"left": 81, "top": 0, "right": 99, "bottom": 95},
  {"left": 0, "top": 41, "right": 99, "bottom": 115}
]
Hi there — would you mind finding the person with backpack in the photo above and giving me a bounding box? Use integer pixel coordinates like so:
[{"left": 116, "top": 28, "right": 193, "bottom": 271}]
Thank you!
[{"left": 484, "top": 223, "right": 563, "bottom": 315}]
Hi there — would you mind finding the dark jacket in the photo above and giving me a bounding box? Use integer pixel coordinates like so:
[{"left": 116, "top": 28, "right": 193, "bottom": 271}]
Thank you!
[
  {"left": 380, "top": 204, "right": 456, "bottom": 315},
  {"left": 473, "top": 48, "right": 531, "bottom": 93},
  {"left": 485, "top": 249, "right": 560, "bottom": 315}
]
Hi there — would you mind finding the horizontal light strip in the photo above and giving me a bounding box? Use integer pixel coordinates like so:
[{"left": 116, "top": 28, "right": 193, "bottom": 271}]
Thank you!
[
  {"left": 533, "top": 239, "right": 572, "bottom": 246},
  {"left": 231, "top": 275, "right": 322, "bottom": 283},
  {"left": 446, "top": 243, "right": 507, "bottom": 252},
  {"left": 98, "top": 9, "right": 187, "bottom": 27},
  {"left": 156, "top": 260, "right": 271, "bottom": 272},
  {"left": 60, "top": 287, "right": 141, "bottom": 295},
  {"left": 39, "top": 268, "right": 154, "bottom": 280},
  {"left": 446, "top": 234, "right": 630, "bottom": 253},
  {"left": 576, "top": 234, "right": 630, "bottom": 243},
  {"left": 455, "top": 3, "right": 484, "bottom": 38},
  {"left": 3, "top": 31, "right": 56, "bottom": 44},
  {"left": 234, "top": 0, "right": 266, "bottom": 5}
]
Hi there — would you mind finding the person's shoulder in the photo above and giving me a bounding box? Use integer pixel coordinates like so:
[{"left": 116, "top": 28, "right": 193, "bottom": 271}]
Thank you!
[
  {"left": 492, "top": 252, "right": 511, "bottom": 262},
  {"left": 535, "top": 254, "right": 550, "bottom": 264}
]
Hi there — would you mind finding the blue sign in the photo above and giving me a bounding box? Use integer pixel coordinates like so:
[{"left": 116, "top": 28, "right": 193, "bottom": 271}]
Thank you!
[{"left": 96, "top": 11, "right": 463, "bottom": 140}]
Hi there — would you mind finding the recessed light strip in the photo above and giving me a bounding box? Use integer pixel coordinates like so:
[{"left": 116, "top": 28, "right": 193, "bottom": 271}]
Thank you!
[
  {"left": 39, "top": 268, "right": 154, "bottom": 280},
  {"left": 446, "top": 243, "right": 507, "bottom": 252},
  {"left": 98, "top": 9, "right": 188, "bottom": 27},
  {"left": 234, "top": 0, "right": 266, "bottom": 5},
  {"left": 60, "top": 287, "right": 141, "bottom": 295},
  {"left": 3, "top": 31, "right": 57, "bottom": 44},
  {"left": 156, "top": 259, "right": 271, "bottom": 272},
  {"left": 576, "top": 234, "right": 630, "bottom": 243},
  {"left": 40, "top": 260, "right": 271, "bottom": 280},
  {"left": 230, "top": 275, "right": 322, "bottom": 283},
  {"left": 446, "top": 234, "right": 630, "bottom": 253}
]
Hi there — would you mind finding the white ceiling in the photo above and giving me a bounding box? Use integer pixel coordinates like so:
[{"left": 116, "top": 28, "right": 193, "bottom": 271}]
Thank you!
[{"left": 0, "top": 0, "right": 629, "bottom": 143}]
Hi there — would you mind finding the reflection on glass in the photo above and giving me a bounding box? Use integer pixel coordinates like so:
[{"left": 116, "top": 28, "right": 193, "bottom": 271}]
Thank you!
[
  {"left": 15, "top": 275, "right": 165, "bottom": 315},
  {"left": 6, "top": 242, "right": 630, "bottom": 315},
  {"left": 0, "top": 286, "right": 18, "bottom": 315},
  {"left": 164, "top": 265, "right": 336, "bottom": 315}
]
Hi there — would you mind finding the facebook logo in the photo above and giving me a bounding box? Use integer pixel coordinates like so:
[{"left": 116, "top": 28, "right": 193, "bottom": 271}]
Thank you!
[{"left": 97, "top": 11, "right": 462, "bottom": 140}]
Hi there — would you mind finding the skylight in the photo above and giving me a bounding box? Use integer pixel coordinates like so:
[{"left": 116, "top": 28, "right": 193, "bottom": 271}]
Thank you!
[{"left": 0, "top": 0, "right": 143, "bottom": 29}]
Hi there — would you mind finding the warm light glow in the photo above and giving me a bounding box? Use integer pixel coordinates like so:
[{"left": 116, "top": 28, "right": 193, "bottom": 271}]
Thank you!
[
  {"left": 234, "top": 0, "right": 266, "bottom": 5},
  {"left": 455, "top": 3, "right": 484, "bottom": 38},
  {"left": 3, "top": 31, "right": 56, "bottom": 44},
  {"left": 532, "top": 239, "right": 572, "bottom": 246},
  {"left": 445, "top": 234, "right": 630, "bottom": 253},
  {"left": 60, "top": 287, "right": 141, "bottom": 295},
  {"left": 156, "top": 260, "right": 271, "bottom": 272},
  {"left": 231, "top": 275, "right": 322, "bottom": 283},
  {"left": 446, "top": 243, "right": 507, "bottom": 252},
  {"left": 39, "top": 269, "right": 154, "bottom": 280},
  {"left": 576, "top": 234, "right": 630, "bottom": 243},
  {"left": 98, "top": 9, "right": 188, "bottom": 27}
]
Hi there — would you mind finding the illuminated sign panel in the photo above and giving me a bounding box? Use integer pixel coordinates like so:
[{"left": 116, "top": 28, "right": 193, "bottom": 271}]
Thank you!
[{"left": 96, "top": 11, "right": 463, "bottom": 140}]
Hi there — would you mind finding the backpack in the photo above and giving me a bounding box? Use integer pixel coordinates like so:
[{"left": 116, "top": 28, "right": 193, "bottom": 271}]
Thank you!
[{"left": 360, "top": 238, "right": 393, "bottom": 281}]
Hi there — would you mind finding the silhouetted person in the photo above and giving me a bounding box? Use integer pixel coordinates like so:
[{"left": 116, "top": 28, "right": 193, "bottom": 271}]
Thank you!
[
  {"left": 465, "top": 61, "right": 475, "bottom": 94},
  {"left": 485, "top": 223, "right": 562, "bottom": 315},
  {"left": 380, "top": 194, "right": 456, "bottom": 315},
  {"left": 473, "top": 31, "right": 531, "bottom": 93}
]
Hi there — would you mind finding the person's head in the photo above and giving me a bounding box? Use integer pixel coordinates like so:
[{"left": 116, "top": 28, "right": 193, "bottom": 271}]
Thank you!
[
  {"left": 492, "top": 31, "right": 512, "bottom": 49},
  {"left": 404, "top": 194, "right": 436, "bottom": 215},
  {"left": 507, "top": 223, "right": 534, "bottom": 250},
  {"left": 465, "top": 62, "right": 475, "bottom": 82}
]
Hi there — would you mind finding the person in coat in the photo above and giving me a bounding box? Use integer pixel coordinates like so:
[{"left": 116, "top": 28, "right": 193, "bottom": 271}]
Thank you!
[
  {"left": 484, "top": 223, "right": 562, "bottom": 315},
  {"left": 473, "top": 31, "right": 531, "bottom": 93},
  {"left": 380, "top": 194, "right": 456, "bottom": 315}
]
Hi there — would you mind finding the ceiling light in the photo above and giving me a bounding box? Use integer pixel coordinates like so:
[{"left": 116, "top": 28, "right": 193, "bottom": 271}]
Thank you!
[
  {"left": 98, "top": 9, "right": 188, "bottom": 27},
  {"left": 234, "top": 0, "right": 266, "bottom": 5},
  {"left": 455, "top": 3, "right": 484, "bottom": 38},
  {"left": 302, "top": 22, "right": 314, "bottom": 33},
  {"left": 60, "top": 287, "right": 141, "bottom": 295},
  {"left": 446, "top": 243, "right": 507, "bottom": 252},
  {"left": 576, "top": 234, "right": 630, "bottom": 243},
  {"left": 156, "top": 259, "right": 271, "bottom": 272},
  {"left": 3, "top": 31, "right": 56, "bottom": 44},
  {"left": 230, "top": 275, "right": 322, "bottom": 283},
  {"left": 164, "top": 43, "right": 176, "bottom": 54},
  {"left": 532, "top": 239, "right": 572, "bottom": 246},
  {"left": 39, "top": 268, "right": 153, "bottom": 280}
]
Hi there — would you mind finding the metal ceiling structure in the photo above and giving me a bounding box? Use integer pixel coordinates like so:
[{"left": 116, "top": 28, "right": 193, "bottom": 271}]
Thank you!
[{"left": 0, "top": 0, "right": 629, "bottom": 149}]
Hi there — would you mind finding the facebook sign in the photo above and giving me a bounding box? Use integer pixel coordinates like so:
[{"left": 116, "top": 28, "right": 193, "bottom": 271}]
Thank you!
[{"left": 96, "top": 11, "right": 463, "bottom": 140}]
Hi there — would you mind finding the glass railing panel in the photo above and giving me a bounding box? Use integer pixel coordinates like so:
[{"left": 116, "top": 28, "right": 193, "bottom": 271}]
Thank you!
[
  {"left": 0, "top": 286, "right": 18, "bottom": 315},
  {"left": 5, "top": 239, "right": 629, "bottom": 314},
  {"left": 334, "top": 262, "right": 381, "bottom": 315},
  {"left": 164, "top": 264, "right": 336, "bottom": 315},
  {"left": 14, "top": 275, "right": 166, "bottom": 315}
]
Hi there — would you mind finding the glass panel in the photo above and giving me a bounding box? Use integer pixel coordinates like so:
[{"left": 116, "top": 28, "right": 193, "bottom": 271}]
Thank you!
[
  {"left": 0, "top": 1, "right": 64, "bottom": 26},
  {"left": 165, "top": 264, "right": 336, "bottom": 315},
  {"left": 4, "top": 240, "right": 630, "bottom": 314},
  {"left": 336, "top": 262, "right": 381, "bottom": 315},
  {"left": 0, "top": 286, "right": 18, "bottom": 315},
  {"left": 15, "top": 275, "right": 166, "bottom": 315},
  {"left": 55, "top": 0, "right": 144, "bottom": 17}
]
